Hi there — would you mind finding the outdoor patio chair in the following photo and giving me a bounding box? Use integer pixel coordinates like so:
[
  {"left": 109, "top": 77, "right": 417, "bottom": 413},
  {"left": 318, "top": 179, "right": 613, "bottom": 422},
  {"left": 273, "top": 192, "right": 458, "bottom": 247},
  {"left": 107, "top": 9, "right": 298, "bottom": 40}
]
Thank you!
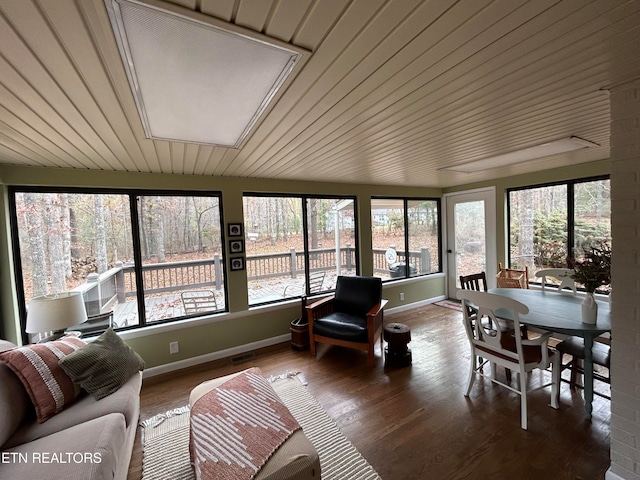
[
  {"left": 181, "top": 290, "right": 217, "bottom": 314},
  {"left": 283, "top": 271, "right": 326, "bottom": 297},
  {"left": 306, "top": 275, "right": 386, "bottom": 367}
]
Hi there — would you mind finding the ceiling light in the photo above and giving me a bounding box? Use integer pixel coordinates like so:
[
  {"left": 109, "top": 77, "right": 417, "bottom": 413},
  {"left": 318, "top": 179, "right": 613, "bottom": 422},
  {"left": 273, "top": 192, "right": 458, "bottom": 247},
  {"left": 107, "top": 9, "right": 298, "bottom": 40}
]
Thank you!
[
  {"left": 105, "top": 0, "right": 308, "bottom": 148},
  {"left": 441, "top": 136, "right": 599, "bottom": 173}
]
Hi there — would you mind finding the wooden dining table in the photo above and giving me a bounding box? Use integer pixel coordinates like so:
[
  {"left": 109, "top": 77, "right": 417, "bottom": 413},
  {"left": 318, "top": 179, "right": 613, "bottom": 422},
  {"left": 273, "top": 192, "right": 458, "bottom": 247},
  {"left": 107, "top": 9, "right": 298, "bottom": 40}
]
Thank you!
[{"left": 488, "top": 287, "right": 611, "bottom": 419}]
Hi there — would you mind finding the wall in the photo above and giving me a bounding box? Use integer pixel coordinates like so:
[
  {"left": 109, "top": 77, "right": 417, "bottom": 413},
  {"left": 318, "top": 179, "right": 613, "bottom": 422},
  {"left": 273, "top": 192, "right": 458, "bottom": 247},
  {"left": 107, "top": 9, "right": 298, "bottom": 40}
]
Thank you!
[
  {"left": 607, "top": 80, "right": 640, "bottom": 480},
  {"left": 0, "top": 156, "right": 617, "bottom": 375},
  {"left": 0, "top": 165, "right": 443, "bottom": 368}
]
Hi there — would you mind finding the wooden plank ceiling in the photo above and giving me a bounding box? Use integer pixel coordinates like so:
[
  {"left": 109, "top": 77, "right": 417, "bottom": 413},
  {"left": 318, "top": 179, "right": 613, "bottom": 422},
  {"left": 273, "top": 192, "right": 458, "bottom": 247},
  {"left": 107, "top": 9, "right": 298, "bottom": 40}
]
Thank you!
[{"left": 0, "top": 0, "right": 639, "bottom": 188}]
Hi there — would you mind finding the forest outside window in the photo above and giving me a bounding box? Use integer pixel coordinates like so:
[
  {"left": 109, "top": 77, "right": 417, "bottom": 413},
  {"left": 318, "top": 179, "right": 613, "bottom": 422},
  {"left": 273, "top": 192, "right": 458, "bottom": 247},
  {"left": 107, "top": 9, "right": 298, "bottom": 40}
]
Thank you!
[
  {"left": 508, "top": 177, "right": 611, "bottom": 291},
  {"left": 371, "top": 198, "right": 441, "bottom": 281},
  {"left": 11, "top": 189, "right": 225, "bottom": 342},
  {"left": 243, "top": 195, "right": 357, "bottom": 305}
]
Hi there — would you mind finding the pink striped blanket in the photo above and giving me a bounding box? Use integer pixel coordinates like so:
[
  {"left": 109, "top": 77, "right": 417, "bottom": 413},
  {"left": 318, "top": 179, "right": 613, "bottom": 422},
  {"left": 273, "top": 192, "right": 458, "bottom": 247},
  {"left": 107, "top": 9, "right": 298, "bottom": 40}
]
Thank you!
[{"left": 189, "top": 368, "right": 300, "bottom": 480}]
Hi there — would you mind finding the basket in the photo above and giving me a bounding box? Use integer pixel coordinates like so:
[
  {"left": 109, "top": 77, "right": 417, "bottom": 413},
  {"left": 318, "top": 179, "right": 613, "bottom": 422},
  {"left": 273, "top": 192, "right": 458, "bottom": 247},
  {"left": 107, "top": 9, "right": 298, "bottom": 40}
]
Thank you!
[
  {"left": 290, "top": 296, "right": 310, "bottom": 350},
  {"left": 496, "top": 266, "right": 528, "bottom": 289},
  {"left": 290, "top": 317, "right": 309, "bottom": 350}
]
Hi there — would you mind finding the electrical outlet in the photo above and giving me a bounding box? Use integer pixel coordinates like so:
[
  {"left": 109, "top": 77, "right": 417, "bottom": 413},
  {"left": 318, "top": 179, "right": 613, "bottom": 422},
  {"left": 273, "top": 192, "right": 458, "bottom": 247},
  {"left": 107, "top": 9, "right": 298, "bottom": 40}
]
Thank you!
[
  {"left": 399, "top": 292, "right": 405, "bottom": 301},
  {"left": 169, "top": 341, "right": 179, "bottom": 354}
]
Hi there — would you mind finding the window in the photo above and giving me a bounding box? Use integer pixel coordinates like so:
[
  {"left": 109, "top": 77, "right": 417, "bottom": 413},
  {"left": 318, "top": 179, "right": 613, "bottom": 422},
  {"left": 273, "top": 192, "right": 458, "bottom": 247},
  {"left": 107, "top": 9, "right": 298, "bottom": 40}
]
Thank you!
[
  {"left": 371, "top": 198, "right": 441, "bottom": 280},
  {"left": 243, "top": 195, "right": 357, "bottom": 305},
  {"left": 508, "top": 177, "right": 611, "bottom": 288},
  {"left": 10, "top": 188, "right": 225, "bottom": 342}
]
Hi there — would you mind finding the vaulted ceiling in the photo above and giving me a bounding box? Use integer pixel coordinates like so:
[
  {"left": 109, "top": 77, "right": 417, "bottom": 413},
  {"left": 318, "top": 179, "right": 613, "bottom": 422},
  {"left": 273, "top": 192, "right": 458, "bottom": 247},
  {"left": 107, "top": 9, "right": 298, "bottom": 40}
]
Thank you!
[{"left": 1, "top": 0, "right": 639, "bottom": 188}]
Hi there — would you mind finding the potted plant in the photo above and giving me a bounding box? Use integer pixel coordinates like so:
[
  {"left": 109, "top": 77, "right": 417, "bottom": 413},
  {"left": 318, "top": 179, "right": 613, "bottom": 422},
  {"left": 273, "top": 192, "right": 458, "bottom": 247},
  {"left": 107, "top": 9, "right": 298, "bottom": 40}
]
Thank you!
[{"left": 568, "top": 242, "right": 611, "bottom": 324}]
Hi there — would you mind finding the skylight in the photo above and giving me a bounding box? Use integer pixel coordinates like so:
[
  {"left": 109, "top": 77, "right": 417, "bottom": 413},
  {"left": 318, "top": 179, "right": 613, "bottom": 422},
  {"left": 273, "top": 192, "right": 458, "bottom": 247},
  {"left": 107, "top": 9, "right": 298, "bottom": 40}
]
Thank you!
[{"left": 105, "top": 0, "right": 308, "bottom": 148}]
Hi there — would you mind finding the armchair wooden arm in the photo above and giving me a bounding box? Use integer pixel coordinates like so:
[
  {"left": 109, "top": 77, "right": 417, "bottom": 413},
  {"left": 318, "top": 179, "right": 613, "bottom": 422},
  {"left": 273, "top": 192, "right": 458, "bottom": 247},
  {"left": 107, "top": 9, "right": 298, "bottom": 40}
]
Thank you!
[
  {"left": 366, "top": 300, "right": 388, "bottom": 361},
  {"left": 306, "top": 295, "right": 335, "bottom": 323}
]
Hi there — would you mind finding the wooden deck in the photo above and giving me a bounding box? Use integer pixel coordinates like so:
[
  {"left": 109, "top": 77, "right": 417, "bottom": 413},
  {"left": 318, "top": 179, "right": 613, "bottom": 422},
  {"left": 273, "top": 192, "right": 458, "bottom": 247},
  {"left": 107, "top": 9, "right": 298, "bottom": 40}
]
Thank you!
[{"left": 110, "top": 269, "right": 376, "bottom": 325}]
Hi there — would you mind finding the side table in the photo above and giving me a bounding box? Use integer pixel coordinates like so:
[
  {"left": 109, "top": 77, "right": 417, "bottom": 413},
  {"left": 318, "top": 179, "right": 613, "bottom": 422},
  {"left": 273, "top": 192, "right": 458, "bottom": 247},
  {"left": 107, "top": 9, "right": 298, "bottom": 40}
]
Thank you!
[{"left": 383, "top": 322, "right": 412, "bottom": 367}]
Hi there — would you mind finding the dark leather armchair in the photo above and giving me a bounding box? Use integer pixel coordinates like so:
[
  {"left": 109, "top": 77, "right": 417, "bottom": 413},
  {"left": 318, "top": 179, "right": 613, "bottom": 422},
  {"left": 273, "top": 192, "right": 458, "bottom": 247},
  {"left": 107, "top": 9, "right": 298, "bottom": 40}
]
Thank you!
[{"left": 306, "top": 275, "right": 387, "bottom": 367}]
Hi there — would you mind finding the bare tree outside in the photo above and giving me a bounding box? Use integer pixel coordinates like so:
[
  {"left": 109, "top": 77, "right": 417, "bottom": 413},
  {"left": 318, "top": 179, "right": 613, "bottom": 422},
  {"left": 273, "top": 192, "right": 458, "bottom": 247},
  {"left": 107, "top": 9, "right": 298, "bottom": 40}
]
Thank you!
[
  {"left": 243, "top": 196, "right": 357, "bottom": 304},
  {"left": 14, "top": 191, "right": 224, "bottom": 328}
]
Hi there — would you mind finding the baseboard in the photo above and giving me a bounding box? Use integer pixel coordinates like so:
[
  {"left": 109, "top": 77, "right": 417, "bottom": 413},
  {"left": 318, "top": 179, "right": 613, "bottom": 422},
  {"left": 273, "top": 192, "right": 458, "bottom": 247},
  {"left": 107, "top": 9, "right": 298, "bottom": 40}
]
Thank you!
[
  {"left": 605, "top": 467, "right": 625, "bottom": 480},
  {"left": 385, "top": 295, "right": 446, "bottom": 316},
  {"left": 142, "top": 333, "right": 290, "bottom": 378}
]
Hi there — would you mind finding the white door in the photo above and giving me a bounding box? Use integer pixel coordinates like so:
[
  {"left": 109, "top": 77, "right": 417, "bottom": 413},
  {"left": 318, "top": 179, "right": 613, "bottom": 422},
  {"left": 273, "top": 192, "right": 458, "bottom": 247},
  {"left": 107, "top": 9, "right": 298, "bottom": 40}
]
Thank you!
[{"left": 444, "top": 188, "right": 497, "bottom": 296}]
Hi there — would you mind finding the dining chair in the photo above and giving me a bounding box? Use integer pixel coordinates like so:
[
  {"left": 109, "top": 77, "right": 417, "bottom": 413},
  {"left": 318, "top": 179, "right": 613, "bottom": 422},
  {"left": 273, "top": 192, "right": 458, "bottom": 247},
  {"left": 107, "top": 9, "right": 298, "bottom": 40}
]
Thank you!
[
  {"left": 459, "top": 272, "right": 488, "bottom": 292},
  {"left": 555, "top": 336, "right": 611, "bottom": 399},
  {"left": 458, "top": 272, "right": 489, "bottom": 324},
  {"left": 534, "top": 268, "right": 577, "bottom": 294},
  {"left": 459, "top": 271, "right": 523, "bottom": 383},
  {"left": 457, "top": 289, "right": 560, "bottom": 430},
  {"left": 497, "top": 263, "right": 529, "bottom": 289}
]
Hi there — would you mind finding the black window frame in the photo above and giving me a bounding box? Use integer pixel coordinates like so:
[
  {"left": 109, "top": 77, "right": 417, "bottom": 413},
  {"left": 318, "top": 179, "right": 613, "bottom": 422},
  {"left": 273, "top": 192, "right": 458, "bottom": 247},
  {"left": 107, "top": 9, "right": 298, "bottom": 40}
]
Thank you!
[
  {"left": 242, "top": 192, "right": 359, "bottom": 304},
  {"left": 371, "top": 196, "right": 442, "bottom": 281},
  {"left": 506, "top": 174, "right": 611, "bottom": 283},
  {"left": 9, "top": 186, "right": 227, "bottom": 344}
]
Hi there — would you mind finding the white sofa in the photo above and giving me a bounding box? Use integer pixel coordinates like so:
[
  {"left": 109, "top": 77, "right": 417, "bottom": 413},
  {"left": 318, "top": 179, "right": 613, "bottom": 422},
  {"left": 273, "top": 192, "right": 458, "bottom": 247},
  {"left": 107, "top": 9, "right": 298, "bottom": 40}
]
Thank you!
[{"left": 0, "top": 339, "right": 142, "bottom": 480}]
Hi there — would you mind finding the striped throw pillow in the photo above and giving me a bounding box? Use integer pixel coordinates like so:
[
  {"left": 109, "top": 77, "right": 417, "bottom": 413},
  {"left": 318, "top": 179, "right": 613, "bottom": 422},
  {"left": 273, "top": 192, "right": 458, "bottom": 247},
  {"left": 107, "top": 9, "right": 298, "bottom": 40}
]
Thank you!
[{"left": 0, "top": 336, "right": 86, "bottom": 423}]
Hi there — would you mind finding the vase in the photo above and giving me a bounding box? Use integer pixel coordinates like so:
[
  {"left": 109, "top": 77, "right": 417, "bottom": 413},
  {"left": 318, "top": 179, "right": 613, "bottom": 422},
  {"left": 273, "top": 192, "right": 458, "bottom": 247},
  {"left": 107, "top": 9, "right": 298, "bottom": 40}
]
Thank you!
[{"left": 581, "top": 292, "right": 598, "bottom": 324}]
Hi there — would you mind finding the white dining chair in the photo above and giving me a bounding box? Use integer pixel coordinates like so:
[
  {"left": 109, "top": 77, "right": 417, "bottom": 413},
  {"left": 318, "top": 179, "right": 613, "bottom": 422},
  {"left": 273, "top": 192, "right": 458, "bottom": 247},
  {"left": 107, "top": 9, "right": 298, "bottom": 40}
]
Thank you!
[
  {"left": 457, "top": 290, "right": 560, "bottom": 430},
  {"left": 534, "top": 268, "right": 577, "bottom": 294}
]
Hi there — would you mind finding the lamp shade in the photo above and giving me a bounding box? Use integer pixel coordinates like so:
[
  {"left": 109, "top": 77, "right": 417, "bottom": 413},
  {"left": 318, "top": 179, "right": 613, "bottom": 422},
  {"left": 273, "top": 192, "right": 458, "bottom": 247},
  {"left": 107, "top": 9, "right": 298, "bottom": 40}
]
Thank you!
[{"left": 26, "top": 292, "right": 88, "bottom": 333}]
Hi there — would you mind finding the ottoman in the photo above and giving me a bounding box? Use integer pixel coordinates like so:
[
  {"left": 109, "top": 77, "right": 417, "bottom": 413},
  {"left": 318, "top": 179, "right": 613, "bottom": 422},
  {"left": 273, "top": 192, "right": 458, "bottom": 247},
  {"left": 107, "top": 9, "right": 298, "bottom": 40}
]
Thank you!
[{"left": 189, "top": 369, "right": 320, "bottom": 480}]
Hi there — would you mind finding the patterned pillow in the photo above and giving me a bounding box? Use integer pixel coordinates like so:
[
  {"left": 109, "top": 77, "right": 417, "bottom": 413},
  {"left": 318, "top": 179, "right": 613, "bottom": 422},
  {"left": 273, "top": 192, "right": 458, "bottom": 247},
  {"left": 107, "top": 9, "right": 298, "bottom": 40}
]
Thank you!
[
  {"left": 0, "top": 336, "right": 86, "bottom": 423},
  {"left": 59, "top": 328, "right": 145, "bottom": 400}
]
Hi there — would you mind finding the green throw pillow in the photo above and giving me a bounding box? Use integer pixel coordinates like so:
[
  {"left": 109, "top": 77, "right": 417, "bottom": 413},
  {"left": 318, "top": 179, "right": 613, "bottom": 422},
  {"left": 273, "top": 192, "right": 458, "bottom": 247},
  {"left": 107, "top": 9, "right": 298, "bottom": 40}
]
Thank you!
[{"left": 59, "top": 328, "right": 145, "bottom": 400}]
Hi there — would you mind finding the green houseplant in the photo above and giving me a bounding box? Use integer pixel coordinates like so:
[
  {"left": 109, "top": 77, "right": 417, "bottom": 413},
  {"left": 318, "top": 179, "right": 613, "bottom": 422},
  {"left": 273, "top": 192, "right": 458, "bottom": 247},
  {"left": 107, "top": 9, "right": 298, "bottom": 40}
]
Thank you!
[{"left": 569, "top": 243, "right": 611, "bottom": 324}]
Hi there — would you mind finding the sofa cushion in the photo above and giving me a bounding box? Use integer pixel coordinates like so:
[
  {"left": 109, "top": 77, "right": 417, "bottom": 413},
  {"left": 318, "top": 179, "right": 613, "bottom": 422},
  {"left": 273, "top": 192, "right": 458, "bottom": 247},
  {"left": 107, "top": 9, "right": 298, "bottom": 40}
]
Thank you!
[
  {"left": 0, "top": 340, "right": 32, "bottom": 448},
  {"left": 0, "top": 413, "right": 126, "bottom": 480},
  {"left": 313, "top": 312, "right": 368, "bottom": 343},
  {"left": 59, "top": 328, "right": 145, "bottom": 400},
  {"left": 5, "top": 371, "right": 142, "bottom": 448},
  {"left": 0, "top": 336, "right": 86, "bottom": 423}
]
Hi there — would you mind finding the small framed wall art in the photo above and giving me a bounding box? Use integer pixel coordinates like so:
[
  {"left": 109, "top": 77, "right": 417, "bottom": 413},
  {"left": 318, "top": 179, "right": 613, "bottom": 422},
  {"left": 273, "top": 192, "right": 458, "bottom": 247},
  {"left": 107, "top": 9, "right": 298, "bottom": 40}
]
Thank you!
[
  {"left": 228, "top": 223, "right": 243, "bottom": 237},
  {"left": 229, "top": 239, "right": 244, "bottom": 254},
  {"left": 230, "top": 257, "right": 245, "bottom": 271}
]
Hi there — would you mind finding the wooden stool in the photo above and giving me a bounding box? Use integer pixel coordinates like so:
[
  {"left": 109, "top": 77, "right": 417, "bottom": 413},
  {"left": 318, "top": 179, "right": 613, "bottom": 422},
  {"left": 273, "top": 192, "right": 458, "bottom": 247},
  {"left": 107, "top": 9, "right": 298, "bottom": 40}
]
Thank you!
[{"left": 384, "top": 322, "right": 412, "bottom": 367}]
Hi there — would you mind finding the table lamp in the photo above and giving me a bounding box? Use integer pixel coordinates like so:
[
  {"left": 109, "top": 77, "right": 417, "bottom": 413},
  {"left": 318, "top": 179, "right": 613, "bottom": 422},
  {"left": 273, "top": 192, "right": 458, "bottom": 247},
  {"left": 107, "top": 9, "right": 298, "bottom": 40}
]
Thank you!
[{"left": 26, "top": 292, "right": 88, "bottom": 342}]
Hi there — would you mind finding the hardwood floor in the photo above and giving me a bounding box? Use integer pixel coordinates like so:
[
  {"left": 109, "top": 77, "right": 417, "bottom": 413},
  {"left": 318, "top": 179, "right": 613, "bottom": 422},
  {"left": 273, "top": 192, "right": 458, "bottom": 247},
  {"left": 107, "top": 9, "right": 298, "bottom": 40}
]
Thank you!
[{"left": 127, "top": 303, "right": 610, "bottom": 480}]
